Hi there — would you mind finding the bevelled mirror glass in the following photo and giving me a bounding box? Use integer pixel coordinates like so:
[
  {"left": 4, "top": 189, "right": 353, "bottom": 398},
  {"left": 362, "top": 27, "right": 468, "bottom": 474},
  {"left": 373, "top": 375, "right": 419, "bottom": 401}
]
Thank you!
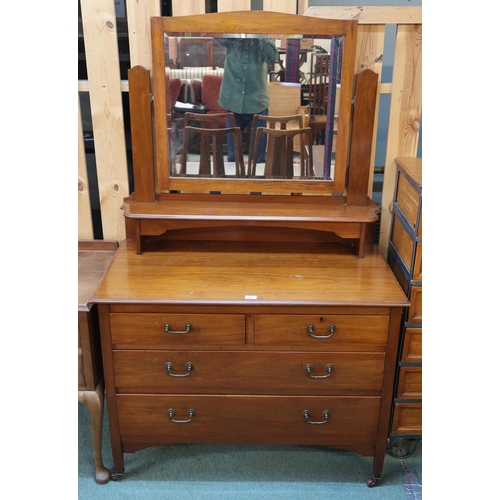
[{"left": 151, "top": 12, "right": 357, "bottom": 195}]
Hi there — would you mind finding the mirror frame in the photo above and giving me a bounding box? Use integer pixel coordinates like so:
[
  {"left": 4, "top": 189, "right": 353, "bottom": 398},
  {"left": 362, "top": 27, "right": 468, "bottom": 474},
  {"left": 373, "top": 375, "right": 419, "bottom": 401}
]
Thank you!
[{"left": 151, "top": 11, "right": 358, "bottom": 195}]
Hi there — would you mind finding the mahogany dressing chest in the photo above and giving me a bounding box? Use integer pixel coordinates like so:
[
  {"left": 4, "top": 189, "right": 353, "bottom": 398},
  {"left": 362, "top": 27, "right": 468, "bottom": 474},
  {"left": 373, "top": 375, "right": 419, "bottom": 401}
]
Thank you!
[{"left": 90, "top": 11, "right": 410, "bottom": 487}]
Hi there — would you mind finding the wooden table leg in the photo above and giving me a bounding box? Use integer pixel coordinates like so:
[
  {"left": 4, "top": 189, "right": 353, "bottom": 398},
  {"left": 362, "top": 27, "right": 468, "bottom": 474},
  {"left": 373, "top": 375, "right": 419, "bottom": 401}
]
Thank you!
[{"left": 78, "top": 379, "right": 111, "bottom": 484}]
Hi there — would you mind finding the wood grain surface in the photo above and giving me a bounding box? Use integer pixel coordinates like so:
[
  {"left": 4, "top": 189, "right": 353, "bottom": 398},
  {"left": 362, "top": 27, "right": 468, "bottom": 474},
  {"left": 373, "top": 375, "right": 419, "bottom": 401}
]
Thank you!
[{"left": 91, "top": 239, "right": 408, "bottom": 307}]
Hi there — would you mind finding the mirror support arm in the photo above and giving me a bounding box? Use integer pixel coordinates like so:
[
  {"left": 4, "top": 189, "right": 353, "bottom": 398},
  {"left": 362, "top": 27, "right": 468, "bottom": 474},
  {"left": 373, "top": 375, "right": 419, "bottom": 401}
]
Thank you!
[
  {"left": 128, "top": 65, "right": 156, "bottom": 203},
  {"left": 346, "top": 69, "right": 379, "bottom": 206}
]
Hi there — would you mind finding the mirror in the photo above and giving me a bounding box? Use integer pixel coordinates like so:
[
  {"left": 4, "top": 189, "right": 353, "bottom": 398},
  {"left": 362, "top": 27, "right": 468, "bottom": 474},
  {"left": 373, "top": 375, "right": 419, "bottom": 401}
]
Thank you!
[{"left": 151, "top": 12, "right": 358, "bottom": 195}]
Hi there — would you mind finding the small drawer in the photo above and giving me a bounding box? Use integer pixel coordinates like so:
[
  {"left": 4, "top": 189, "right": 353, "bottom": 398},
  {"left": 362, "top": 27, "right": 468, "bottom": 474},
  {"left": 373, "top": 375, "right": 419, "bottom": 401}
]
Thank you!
[
  {"left": 401, "top": 328, "right": 422, "bottom": 363},
  {"left": 110, "top": 313, "right": 245, "bottom": 348},
  {"left": 391, "top": 216, "right": 413, "bottom": 273},
  {"left": 117, "top": 394, "right": 380, "bottom": 450},
  {"left": 253, "top": 315, "right": 389, "bottom": 349},
  {"left": 396, "top": 171, "right": 420, "bottom": 229},
  {"left": 391, "top": 403, "right": 422, "bottom": 435},
  {"left": 408, "top": 287, "right": 422, "bottom": 324},
  {"left": 113, "top": 350, "right": 386, "bottom": 395},
  {"left": 396, "top": 366, "right": 422, "bottom": 399}
]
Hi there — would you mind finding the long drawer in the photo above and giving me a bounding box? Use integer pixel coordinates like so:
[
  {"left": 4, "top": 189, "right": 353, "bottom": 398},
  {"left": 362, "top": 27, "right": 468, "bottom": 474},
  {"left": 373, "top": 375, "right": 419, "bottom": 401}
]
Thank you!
[
  {"left": 113, "top": 350, "right": 386, "bottom": 395},
  {"left": 110, "top": 313, "right": 246, "bottom": 347},
  {"left": 116, "top": 394, "right": 381, "bottom": 449}
]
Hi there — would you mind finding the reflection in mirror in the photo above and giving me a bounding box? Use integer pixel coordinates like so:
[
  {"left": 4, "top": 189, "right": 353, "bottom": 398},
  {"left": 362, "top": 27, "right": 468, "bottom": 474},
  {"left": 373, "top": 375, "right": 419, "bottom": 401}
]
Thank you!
[{"left": 164, "top": 33, "right": 343, "bottom": 182}]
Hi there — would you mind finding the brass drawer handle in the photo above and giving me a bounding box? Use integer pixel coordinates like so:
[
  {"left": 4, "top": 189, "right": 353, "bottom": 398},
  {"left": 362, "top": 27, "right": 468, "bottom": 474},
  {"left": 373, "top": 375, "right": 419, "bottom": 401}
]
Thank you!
[
  {"left": 167, "top": 408, "right": 195, "bottom": 424},
  {"left": 302, "top": 409, "right": 330, "bottom": 425},
  {"left": 307, "top": 324, "right": 335, "bottom": 339},
  {"left": 305, "top": 363, "right": 333, "bottom": 379},
  {"left": 164, "top": 322, "right": 192, "bottom": 334},
  {"left": 166, "top": 362, "right": 194, "bottom": 377}
]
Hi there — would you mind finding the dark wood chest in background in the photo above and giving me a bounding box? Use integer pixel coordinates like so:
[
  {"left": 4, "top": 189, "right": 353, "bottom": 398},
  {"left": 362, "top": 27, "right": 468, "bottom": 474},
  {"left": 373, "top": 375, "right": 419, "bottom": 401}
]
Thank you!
[{"left": 386, "top": 157, "right": 422, "bottom": 452}]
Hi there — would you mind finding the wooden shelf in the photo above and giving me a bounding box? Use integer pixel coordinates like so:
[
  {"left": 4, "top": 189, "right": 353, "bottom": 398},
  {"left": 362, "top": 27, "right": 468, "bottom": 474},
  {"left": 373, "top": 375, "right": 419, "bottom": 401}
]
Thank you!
[{"left": 123, "top": 192, "right": 380, "bottom": 257}]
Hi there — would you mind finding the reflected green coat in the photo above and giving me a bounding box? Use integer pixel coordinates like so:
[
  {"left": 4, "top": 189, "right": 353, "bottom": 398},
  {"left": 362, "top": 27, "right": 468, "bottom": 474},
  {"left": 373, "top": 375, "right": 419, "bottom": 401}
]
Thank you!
[{"left": 216, "top": 38, "right": 278, "bottom": 114}]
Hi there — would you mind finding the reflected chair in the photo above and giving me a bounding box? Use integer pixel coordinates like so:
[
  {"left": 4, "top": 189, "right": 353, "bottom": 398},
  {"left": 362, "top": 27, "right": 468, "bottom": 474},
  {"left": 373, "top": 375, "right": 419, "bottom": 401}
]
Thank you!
[
  {"left": 165, "top": 73, "right": 185, "bottom": 174},
  {"left": 188, "top": 76, "right": 226, "bottom": 121},
  {"left": 182, "top": 112, "right": 236, "bottom": 130},
  {"left": 248, "top": 114, "right": 311, "bottom": 177},
  {"left": 180, "top": 125, "right": 245, "bottom": 178},
  {"left": 250, "top": 125, "right": 314, "bottom": 179},
  {"left": 267, "top": 82, "right": 310, "bottom": 154},
  {"left": 307, "top": 53, "right": 330, "bottom": 143},
  {"left": 179, "top": 112, "right": 236, "bottom": 176}
]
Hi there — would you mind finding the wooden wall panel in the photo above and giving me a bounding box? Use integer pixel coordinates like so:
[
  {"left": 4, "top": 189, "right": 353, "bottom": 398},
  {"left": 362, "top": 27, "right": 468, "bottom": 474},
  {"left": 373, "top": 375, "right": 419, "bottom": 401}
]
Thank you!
[
  {"left": 354, "top": 25, "right": 385, "bottom": 197},
  {"left": 354, "top": 25, "right": 385, "bottom": 90},
  {"left": 126, "top": 0, "right": 161, "bottom": 69},
  {"left": 78, "top": 97, "right": 94, "bottom": 240},
  {"left": 305, "top": 6, "right": 422, "bottom": 259},
  {"left": 304, "top": 6, "right": 422, "bottom": 24},
  {"left": 172, "top": 0, "right": 207, "bottom": 16},
  {"left": 80, "top": 0, "right": 129, "bottom": 241},
  {"left": 297, "top": 1, "right": 309, "bottom": 15},
  {"left": 379, "top": 24, "right": 422, "bottom": 257},
  {"left": 218, "top": 0, "right": 251, "bottom": 11},
  {"left": 263, "top": 0, "right": 296, "bottom": 14}
]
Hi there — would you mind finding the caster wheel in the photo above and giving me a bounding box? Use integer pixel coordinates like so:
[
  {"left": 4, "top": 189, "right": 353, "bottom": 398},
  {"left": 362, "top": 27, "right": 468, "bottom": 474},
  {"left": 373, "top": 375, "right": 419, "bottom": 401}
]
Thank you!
[
  {"left": 110, "top": 472, "right": 124, "bottom": 481},
  {"left": 366, "top": 477, "right": 378, "bottom": 488}
]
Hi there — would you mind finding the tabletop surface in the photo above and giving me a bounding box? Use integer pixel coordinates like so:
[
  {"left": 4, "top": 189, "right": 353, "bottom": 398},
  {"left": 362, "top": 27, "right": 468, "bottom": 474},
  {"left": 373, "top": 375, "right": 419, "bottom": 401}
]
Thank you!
[
  {"left": 91, "top": 239, "right": 408, "bottom": 308},
  {"left": 78, "top": 241, "right": 119, "bottom": 311}
]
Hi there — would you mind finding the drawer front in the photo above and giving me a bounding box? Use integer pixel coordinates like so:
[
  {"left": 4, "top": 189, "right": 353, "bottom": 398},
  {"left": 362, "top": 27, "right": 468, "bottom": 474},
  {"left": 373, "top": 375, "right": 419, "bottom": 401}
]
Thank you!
[
  {"left": 396, "top": 172, "right": 420, "bottom": 228},
  {"left": 253, "top": 315, "right": 389, "bottom": 349},
  {"left": 396, "top": 366, "right": 422, "bottom": 399},
  {"left": 110, "top": 313, "right": 245, "bottom": 347},
  {"left": 78, "top": 353, "right": 85, "bottom": 389},
  {"left": 117, "top": 394, "right": 380, "bottom": 447},
  {"left": 113, "top": 351, "right": 386, "bottom": 395},
  {"left": 391, "top": 216, "right": 413, "bottom": 272},
  {"left": 401, "top": 327, "right": 422, "bottom": 363},
  {"left": 408, "top": 286, "right": 422, "bottom": 324},
  {"left": 391, "top": 403, "right": 422, "bottom": 434},
  {"left": 388, "top": 253, "right": 409, "bottom": 294},
  {"left": 413, "top": 242, "right": 422, "bottom": 281}
]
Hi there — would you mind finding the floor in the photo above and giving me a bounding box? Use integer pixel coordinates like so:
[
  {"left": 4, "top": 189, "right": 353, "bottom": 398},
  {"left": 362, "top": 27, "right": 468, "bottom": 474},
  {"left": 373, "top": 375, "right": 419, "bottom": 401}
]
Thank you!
[{"left": 78, "top": 401, "right": 422, "bottom": 499}]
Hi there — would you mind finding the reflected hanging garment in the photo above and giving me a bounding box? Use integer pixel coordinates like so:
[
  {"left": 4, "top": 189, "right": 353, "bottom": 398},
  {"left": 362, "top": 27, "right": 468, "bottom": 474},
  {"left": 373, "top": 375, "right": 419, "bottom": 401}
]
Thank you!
[
  {"left": 285, "top": 39, "right": 301, "bottom": 83},
  {"left": 323, "top": 36, "right": 342, "bottom": 180}
]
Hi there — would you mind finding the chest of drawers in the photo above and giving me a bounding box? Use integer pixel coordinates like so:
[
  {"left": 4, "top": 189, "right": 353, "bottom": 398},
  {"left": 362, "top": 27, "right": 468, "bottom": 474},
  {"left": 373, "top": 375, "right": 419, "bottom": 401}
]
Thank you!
[
  {"left": 92, "top": 239, "right": 408, "bottom": 486},
  {"left": 386, "top": 157, "right": 422, "bottom": 451}
]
